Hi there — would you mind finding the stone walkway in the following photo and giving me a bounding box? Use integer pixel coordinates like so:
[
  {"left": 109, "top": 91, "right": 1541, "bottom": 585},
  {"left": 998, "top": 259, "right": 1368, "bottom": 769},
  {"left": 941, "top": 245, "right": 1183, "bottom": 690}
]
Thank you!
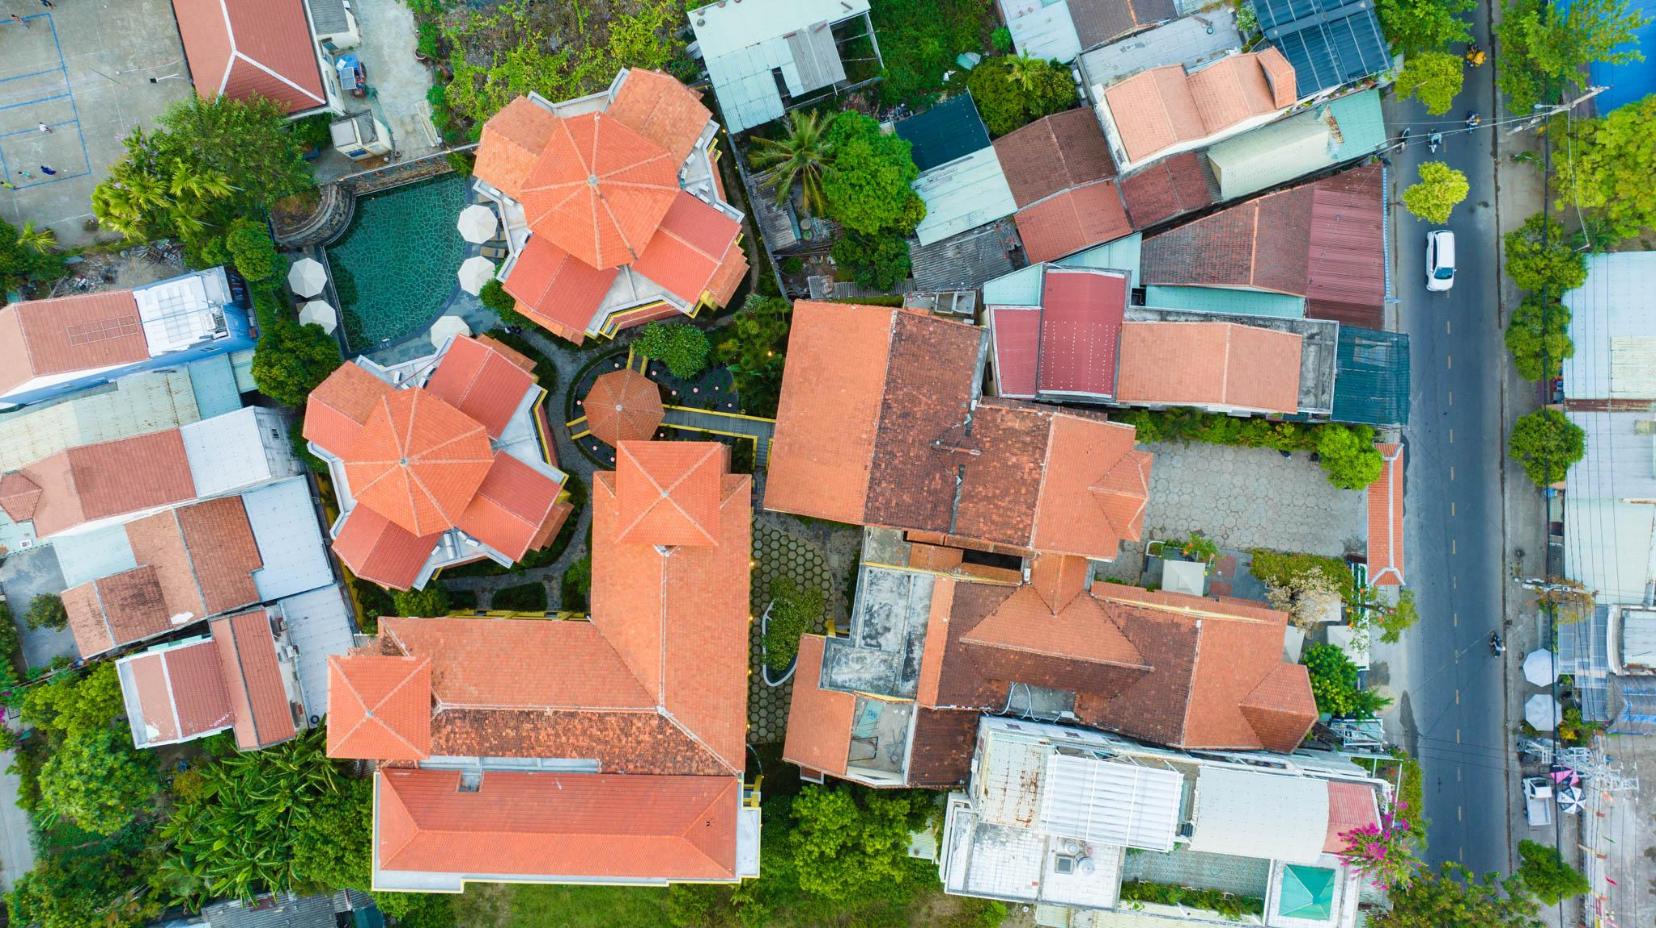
[{"left": 1139, "top": 442, "right": 1367, "bottom": 559}]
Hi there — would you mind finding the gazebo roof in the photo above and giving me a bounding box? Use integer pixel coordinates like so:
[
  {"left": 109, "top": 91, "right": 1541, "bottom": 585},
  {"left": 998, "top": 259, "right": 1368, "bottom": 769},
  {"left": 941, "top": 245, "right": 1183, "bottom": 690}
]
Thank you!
[
  {"left": 585, "top": 369, "right": 664, "bottom": 447},
  {"left": 344, "top": 391, "right": 494, "bottom": 537}
]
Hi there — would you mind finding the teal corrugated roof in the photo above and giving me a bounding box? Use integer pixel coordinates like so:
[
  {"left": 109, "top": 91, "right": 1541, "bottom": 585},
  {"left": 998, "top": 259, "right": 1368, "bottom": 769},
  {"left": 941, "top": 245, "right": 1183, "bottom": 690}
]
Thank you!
[
  {"left": 1332, "top": 325, "right": 1409, "bottom": 425},
  {"left": 187, "top": 355, "right": 245, "bottom": 419},
  {"left": 982, "top": 264, "right": 1045, "bottom": 306},
  {"left": 1206, "top": 89, "right": 1385, "bottom": 201},
  {"left": 1057, "top": 233, "right": 1142, "bottom": 276},
  {"left": 1144, "top": 285, "right": 1305, "bottom": 317}
]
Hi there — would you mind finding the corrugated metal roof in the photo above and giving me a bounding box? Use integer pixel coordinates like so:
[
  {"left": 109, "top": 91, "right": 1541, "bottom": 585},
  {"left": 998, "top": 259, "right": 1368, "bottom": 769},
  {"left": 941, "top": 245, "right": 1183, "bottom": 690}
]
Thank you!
[
  {"left": 1563, "top": 252, "right": 1656, "bottom": 400},
  {"left": 984, "top": 265, "right": 1046, "bottom": 306},
  {"left": 896, "top": 94, "right": 992, "bottom": 172},
  {"left": 1254, "top": 0, "right": 1390, "bottom": 96},
  {"left": 999, "top": 0, "right": 1084, "bottom": 62},
  {"left": 690, "top": 0, "right": 867, "bottom": 133},
  {"left": 1205, "top": 88, "right": 1384, "bottom": 201},
  {"left": 913, "top": 148, "right": 1019, "bottom": 246},
  {"left": 243, "top": 477, "right": 333, "bottom": 601},
  {"left": 1077, "top": 10, "right": 1241, "bottom": 94},
  {"left": 203, "top": 892, "right": 337, "bottom": 928},
  {"left": 188, "top": 354, "right": 245, "bottom": 419},
  {"left": 53, "top": 522, "right": 138, "bottom": 587},
  {"left": 1188, "top": 766, "right": 1328, "bottom": 864},
  {"left": 1056, "top": 232, "right": 1142, "bottom": 274},
  {"left": 980, "top": 234, "right": 1142, "bottom": 308},
  {"left": 277, "top": 585, "right": 355, "bottom": 722},
  {"left": 0, "top": 369, "right": 203, "bottom": 473},
  {"left": 1036, "top": 753, "right": 1183, "bottom": 851},
  {"left": 910, "top": 220, "right": 1019, "bottom": 291},
  {"left": 1145, "top": 285, "right": 1307, "bottom": 317},
  {"left": 1332, "top": 326, "right": 1409, "bottom": 425}
]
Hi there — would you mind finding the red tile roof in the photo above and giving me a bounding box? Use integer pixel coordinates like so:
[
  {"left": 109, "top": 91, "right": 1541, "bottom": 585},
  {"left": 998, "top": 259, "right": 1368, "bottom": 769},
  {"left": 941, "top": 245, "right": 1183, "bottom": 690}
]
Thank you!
[
  {"left": 376, "top": 768, "right": 740, "bottom": 880},
  {"left": 172, "top": 497, "right": 264, "bottom": 614},
  {"left": 988, "top": 307, "right": 1040, "bottom": 399},
  {"left": 993, "top": 108, "right": 1117, "bottom": 209},
  {"left": 1324, "top": 780, "right": 1381, "bottom": 853},
  {"left": 614, "top": 442, "right": 725, "bottom": 546},
  {"left": 0, "top": 291, "right": 147, "bottom": 396},
  {"left": 518, "top": 112, "right": 681, "bottom": 269},
  {"left": 0, "top": 472, "right": 41, "bottom": 522},
  {"left": 424, "top": 335, "right": 539, "bottom": 439},
  {"left": 455, "top": 454, "right": 567, "bottom": 561},
  {"left": 1119, "top": 152, "right": 1216, "bottom": 228},
  {"left": 502, "top": 235, "right": 620, "bottom": 336},
  {"left": 474, "top": 97, "right": 561, "bottom": 201},
  {"left": 1105, "top": 51, "right": 1291, "bottom": 163},
  {"left": 1115, "top": 321, "right": 1304, "bottom": 413},
  {"left": 211, "top": 609, "right": 297, "bottom": 750},
  {"left": 304, "top": 363, "right": 395, "bottom": 458},
  {"left": 782, "top": 635, "right": 856, "bottom": 777},
  {"left": 10, "top": 427, "right": 196, "bottom": 539},
  {"left": 583, "top": 369, "right": 665, "bottom": 446},
  {"left": 345, "top": 391, "right": 494, "bottom": 538},
  {"left": 1014, "top": 181, "right": 1131, "bottom": 264},
  {"left": 65, "top": 566, "right": 172, "bottom": 658},
  {"left": 331, "top": 507, "right": 441, "bottom": 591},
  {"left": 169, "top": 0, "right": 328, "bottom": 114},
  {"left": 1029, "top": 412, "right": 1151, "bottom": 559},
  {"left": 606, "top": 69, "right": 713, "bottom": 163},
  {"left": 632, "top": 192, "right": 744, "bottom": 305},
  {"left": 1367, "top": 443, "right": 1404, "bottom": 585},
  {"left": 327, "top": 653, "right": 433, "bottom": 761},
  {"left": 122, "top": 641, "right": 233, "bottom": 745},
  {"left": 1036, "top": 267, "right": 1126, "bottom": 398}
]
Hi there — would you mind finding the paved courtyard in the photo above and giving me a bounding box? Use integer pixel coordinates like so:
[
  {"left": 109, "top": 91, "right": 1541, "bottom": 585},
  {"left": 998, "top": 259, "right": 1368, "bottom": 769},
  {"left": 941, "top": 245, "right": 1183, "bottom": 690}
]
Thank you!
[
  {"left": 1139, "top": 442, "right": 1367, "bottom": 558},
  {"left": 0, "top": 544, "right": 74, "bottom": 670},
  {"left": 0, "top": 0, "right": 194, "bottom": 247}
]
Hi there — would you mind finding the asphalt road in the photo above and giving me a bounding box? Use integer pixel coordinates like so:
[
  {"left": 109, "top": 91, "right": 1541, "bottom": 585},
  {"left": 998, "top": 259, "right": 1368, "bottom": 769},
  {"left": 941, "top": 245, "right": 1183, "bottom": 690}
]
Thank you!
[{"left": 1385, "top": 16, "right": 1513, "bottom": 872}]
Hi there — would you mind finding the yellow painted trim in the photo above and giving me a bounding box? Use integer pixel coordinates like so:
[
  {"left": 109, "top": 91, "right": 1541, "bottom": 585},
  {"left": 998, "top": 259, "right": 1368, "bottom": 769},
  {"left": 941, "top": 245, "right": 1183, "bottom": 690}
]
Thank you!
[
  {"left": 569, "top": 428, "right": 592, "bottom": 440},
  {"left": 565, "top": 414, "right": 589, "bottom": 428},
  {"left": 663, "top": 404, "right": 777, "bottom": 424},
  {"left": 661, "top": 423, "right": 758, "bottom": 442}
]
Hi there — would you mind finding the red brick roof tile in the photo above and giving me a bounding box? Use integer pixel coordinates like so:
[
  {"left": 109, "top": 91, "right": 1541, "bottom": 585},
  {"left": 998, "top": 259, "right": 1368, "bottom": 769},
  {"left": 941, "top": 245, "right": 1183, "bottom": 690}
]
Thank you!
[
  {"left": 1324, "top": 780, "right": 1381, "bottom": 853},
  {"left": 326, "top": 653, "right": 433, "bottom": 760},
  {"left": 994, "top": 108, "right": 1117, "bottom": 209},
  {"left": 614, "top": 441, "right": 724, "bottom": 546},
  {"left": 1115, "top": 321, "right": 1304, "bottom": 413},
  {"left": 173, "top": 497, "right": 264, "bottom": 615},
  {"left": 18, "top": 429, "right": 196, "bottom": 539},
  {"left": 782, "top": 635, "right": 857, "bottom": 777},
  {"left": 170, "top": 0, "right": 328, "bottom": 114},
  {"left": 1368, "top": 442, "right": 1404, "bottom": 585},
  {"left": 0, "top": 291, "right": 146, "bottom": 396},
  {"left": 1119, "top": 152, "right": 1216, "bottom": 227},
  {"left": 1014, "top": 181, "right": 1131, "bottom": 263},
  {"left": 606, "top": 69, "right": 712, "bottom": 163},
  {"left": 65, "top": 566, "right": 172, "bottom": 658},
  {"left": 211, "top": 609, "right": 297, "bottom": 750},
  {"left": 632, "top": 192, "right": 743, "bottom": 305},
  {"left": 455, "top": 454, "right": 566, "bottom": 561},
  {"left": 424, "top": 335, "right": 539, "bottom": 439},
  {"left": 330, "top": 506, "right": 441, "bottom": 592},
  {"left": 502, "top": 235, "right": 620, "bottom": 337},
  {"left": 0, "top": 472, "right": 41, "bottom": 522},
  {"left": 475, "top": 97, "right": 561, "bottom": 200},
  {"left": 122, "top": 641, "right": 234, "bottom": 745},
  {"left": 345, "top": 391, "right": 494, "bottom": 538},
  {"left": 304, "top": 362, "right": 395, "bottom": 458},
  {"left": 584, "top": 369, "right": 664, "bottom": 446}
]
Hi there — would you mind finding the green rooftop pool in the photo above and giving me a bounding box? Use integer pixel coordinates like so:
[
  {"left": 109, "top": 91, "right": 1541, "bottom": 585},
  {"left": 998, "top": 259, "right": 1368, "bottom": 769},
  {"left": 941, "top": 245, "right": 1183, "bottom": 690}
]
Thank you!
[{"left": 326, "top": 174, "right": 469, "bottom": 349}]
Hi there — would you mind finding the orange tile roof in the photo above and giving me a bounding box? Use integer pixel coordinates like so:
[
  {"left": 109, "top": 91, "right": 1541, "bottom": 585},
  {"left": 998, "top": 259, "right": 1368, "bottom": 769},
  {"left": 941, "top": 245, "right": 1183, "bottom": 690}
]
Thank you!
[
  {"left": 0, "top": 291, "right": 147, "bottom": 396},
  {"left": 1187, "top": 53, "right": 1282, "bottom": 131},
  {"left": 474, "top": 97, "right": 561, "bottom": 200},
  {"left": 614, "top": 441, "right": 725, "bottom": 546},
  {"left": 304, "top": 362, "right": 395, "bottom": 458},
  {"left": 1324, "top": 780, "right": 1381, "bottom": 853},
  {"left": 502, "top": 235, "right": 620, "bottom": 336},
  {"left": 1237, "top": 661, "right": 1319, "bottom": 750},
  {"left": 376, "top": 767, "right": 740, "bottom": 880},
  {"left": 606, "top": 69, "right": 713, "bottom": 162},
  {"left": 632, "top": 192, "right": 743, "bottom": 305},
  {"left": 1013, "top": 181, "right": 1132, "bottom": 264},
  {"left": 1115, "top": 321, "right": 1303, "bottom": 413},
  {"left": 583, "top": 369, "right": 664, "bottom": 446},
  {"left": 345, "top": 391, "right": 494, "bottom": 537},
  {"left": 173, "top": 497, "right": 264, "bottom": 614},
  {"left": 16, "top": 429, "right": 196, "bottom": 539},
  {"left": 326, "top": 653, "right": 433, "bottom": 761},
  {"left": 1258, "top": 47, "right": 1299, "bottom": 108},
  {"left": 705, "top": 245, "right": 750, "bottom": 308},
  {"left": 1028, "top": 554, "right": 1092, "bottom": 612},
  {"left": 1030, "top": 413, "right": 1151, "bottom": 557},
  {"left": 1105, "top": 51, "right": 1289, "bottom": 163},
  {"left": 424, "top": 335, "right": 539, "bottom": 439},
  {"left": 331, "top": 507, "right": 441, "bottom": 592},
  {"left": 455, "top": 454, "right": 567, "bottom": 561},
  {"left": 65, "top": 566, "right": 171, "bottom": 658},
  {"left": 518, "top": 112, "right": 681, "bottom": 270},
  {"left": 170, "top": 0, "right": 328, "bottom": 114},
  {"left": 782, "top": 635, "right": 856, "bottom": 777},
  {"left": 1367, "top": 443, "right": 1404, "bottom": 585},
  {"left": 963, "top": 584, "right": 1147, "bottom": 669},
  {"left": 122, "top": 642, "right": 234, "bottom": 745},
  {"left": 764, "top": 301, "right": 894, "bottom": 524},
  {"left": 0, "top": 472, "right": 41, "bottom": 522},
  {"left": 211, "top": 609, "right": 296, "bottom": 750}
]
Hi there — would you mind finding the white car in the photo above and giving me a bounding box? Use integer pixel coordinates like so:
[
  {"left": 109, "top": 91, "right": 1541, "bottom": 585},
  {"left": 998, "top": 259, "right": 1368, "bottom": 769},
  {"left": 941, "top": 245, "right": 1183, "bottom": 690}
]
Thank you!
[{"left": 1427, "top": 230, "right": 1456, "bottom": 292}]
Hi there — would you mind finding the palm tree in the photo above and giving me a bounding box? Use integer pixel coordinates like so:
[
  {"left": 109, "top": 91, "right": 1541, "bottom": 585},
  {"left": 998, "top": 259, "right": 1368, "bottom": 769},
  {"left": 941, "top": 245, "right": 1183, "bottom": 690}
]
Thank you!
[
  {"left": 749, "top": 110, "right": 832, "bottom": 217},
  {"left": 1003, "top": 53, "right": 1046, "bottom": 93},
  {"left": 15, "top": 221, "right": 54, "bottom": 254}
]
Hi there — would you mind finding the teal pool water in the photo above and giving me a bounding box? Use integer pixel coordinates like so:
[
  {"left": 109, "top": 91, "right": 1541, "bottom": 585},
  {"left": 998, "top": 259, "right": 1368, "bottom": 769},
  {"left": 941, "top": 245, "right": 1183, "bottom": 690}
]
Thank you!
[{"left": 325, "top": 174, "right": 470, "bottom": 348}]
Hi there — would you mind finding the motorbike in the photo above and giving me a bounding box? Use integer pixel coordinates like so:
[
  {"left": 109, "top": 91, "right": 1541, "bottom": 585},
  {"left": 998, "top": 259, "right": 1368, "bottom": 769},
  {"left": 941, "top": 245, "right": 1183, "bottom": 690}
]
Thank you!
[
  {"left": 1427, "top": 132, "right": 1442, "bottom": 153},
  {"left": 1490, "top": 632, "right": 1506, "bottom": 656}
]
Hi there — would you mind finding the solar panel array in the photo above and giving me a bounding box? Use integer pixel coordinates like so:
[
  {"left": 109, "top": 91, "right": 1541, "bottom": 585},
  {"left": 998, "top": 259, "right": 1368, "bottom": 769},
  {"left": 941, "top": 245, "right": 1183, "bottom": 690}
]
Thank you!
[{"left": 1253, "top": 0, "right": 1391, "bottom": 97}]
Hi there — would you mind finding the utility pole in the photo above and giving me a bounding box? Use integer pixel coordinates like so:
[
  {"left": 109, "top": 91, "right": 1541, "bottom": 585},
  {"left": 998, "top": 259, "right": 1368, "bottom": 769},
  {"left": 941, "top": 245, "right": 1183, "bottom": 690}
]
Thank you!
[{"left": 1508, "top": 86, "right": 1609, "bottom": 133}]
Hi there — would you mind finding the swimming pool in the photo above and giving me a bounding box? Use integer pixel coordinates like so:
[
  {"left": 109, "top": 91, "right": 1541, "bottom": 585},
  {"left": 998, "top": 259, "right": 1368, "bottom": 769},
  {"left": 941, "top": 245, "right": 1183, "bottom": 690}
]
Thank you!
[{"left": 325, "top": 173, "right": 470, "bottom": 349}]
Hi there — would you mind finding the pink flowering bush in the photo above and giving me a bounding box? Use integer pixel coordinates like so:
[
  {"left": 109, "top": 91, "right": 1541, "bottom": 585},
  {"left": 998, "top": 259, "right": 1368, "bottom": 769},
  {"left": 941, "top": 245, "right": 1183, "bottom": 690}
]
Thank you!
[{"left": 1339, "top": 799, "right": 1420, "bottom": 890}]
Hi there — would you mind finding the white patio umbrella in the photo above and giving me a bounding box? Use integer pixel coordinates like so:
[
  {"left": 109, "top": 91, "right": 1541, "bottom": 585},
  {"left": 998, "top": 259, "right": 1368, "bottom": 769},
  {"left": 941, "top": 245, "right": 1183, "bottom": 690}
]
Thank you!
[
  {"left": 287, "top": 257, "right": 327, "bottom": 298},
  {"left": 1556, "top": 786, "right": 1585, "bottom": 815},
  {"left": 297, "top": 300, "right": 337, "bottom": 334},
  {"left": 457, "top": 204, "right": 499, "bottom": 244},
  {"left": 1523, "top": 649, "right": 1559, "bottom": 687},
  {"left": 457, "top": 255, "right": 496, "bottom": 295},
  {"left": 429, "top": 314, "right": 471, "bottom": 348},
  {"left": 1525, "top": 694, "right": 1561, "bottom": 731}
]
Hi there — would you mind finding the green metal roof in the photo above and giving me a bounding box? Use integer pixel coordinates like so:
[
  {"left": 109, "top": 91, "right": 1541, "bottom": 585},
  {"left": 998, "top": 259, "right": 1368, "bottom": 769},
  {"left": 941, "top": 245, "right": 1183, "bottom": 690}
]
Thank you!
[
  {"left": 1332, "top": 325, "right": 1410, "bottom": 425},
  {"left": 1056, "top": 233, "right": 1142, "bottom": 276},
  {"left": 980, "top": 234, "right": 1144, "bottom": 306},
  {"left": 982, "top": 264, "right": 1045, "bottom": 306},
  {"left": 1143, "top": 285, "right": 1306, "bottom": 318},
  {"left": 1277, "top": 864, "right": 1336, "bottom": 921},
  {"left": 1205, "top": 89, "right": 1386, "bottom": 201}
]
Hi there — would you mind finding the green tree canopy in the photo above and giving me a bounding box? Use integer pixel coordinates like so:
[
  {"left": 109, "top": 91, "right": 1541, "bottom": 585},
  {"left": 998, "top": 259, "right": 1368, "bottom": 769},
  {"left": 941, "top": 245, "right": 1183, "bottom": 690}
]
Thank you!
[
  {"left": 831, "top": 231, "right": 912, "bottom": 291},
  {"left": 8, "top": 828, "right": 161, "bottom": 928},
  {"left": 20, "top": 663, "right": 125, "bottom": 737},
  {"left": 1373, "top": 862, "right": 1541, "bottom": 928},
  {"left": 393, "top": 585, "right": 451, "bottom": 617},
  {"left": 1378, "top": 0, "right": 1475, "bottom": 54},
  {"left": 821, "top": 112, "right": 926, "bottom": 237},
  {"left": 0, "top": 219, "right": 63, "bottom": 295},
  {"left": 1555, "top": 96, "right": 1656, "bottom": 241},
  {"left": 1504, "top": 294, "right": 1574, "bottom": 380},
  {"left": 39, "top": 727, "right": 160, "bottom": 836},
  {"left": 1505, "top": 214, "right": 1588, "bottom": 293},
  {"left": 92, "top": 96, "right": 309, "bottom": 246},
  {"left": 636, "top": 321, "right": 712, "bottom": 379},
  {"left": 1316, "top": 425, "right": 1385, "bottom": 489},
  {"left": 786, "top": 786, "right": 932, "bottom": 904},
  {"left": 1302, "top": 643, "right": 1390, "bottom": 717},
  {"left": 1509, "top": 407, "right": 1586, "bottom": 486},
  {"left": 967, "top": 55, "right": 1077, "bottom": 136},
  {"left": 249, "top": 288, "right": 341, "bottom": 407},
  {"left": 1497, "top": 0, "right": 1647, "bottom": 112},
  {"left": 1395, "top": 50, "right": 1468, "bottom": 114},
  {"left": 751, "top": 110, "right": 832, "bottom": 216},
  {"left": 1516, "top": 839, "right": 1589, "bottom": 904},
  {"left": 764, "top": 576, "right": 825, "bottom": 672},
  {"left": 24, "top": 594, "right": 67, "bottom": 631},
  {"left": 224, "top": 218, "right": 280, "bottom": 283},
  {"left": 1403, "top": 161, "right": 1471, "bottom": 224},
  {"left": 715, "top": 294, "right": 792, "bottom": 417}
]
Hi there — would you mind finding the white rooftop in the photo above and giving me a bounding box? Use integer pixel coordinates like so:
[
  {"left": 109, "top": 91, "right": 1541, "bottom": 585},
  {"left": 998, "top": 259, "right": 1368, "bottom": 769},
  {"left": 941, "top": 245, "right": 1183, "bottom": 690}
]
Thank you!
[
  {"left": 1563, "top": 252, "right": 1656, "bottom": 401},
  {"left": 181, "top": 407, "right": 298, "bottom": 499},
  {"left": 690, "top": 0, "right": 868, "bottom": 134},
  {"left": 1038, "top": 753, "right": 1183, "bottom": 852},
  {"left": 244, "top": 477, "right": 335, "bottom": 602},
  {"left": 133, "top": 267, "right": 234, "bottom": 356},
  {"left": 912, "top": 148, "right": 1019, "bottom": 246},
  {"left": 1188, "top": 766, "right": 1328, "bottom": 864},
  {"left": 277, "top": 585, "right": 355, "bottom": 722}
]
